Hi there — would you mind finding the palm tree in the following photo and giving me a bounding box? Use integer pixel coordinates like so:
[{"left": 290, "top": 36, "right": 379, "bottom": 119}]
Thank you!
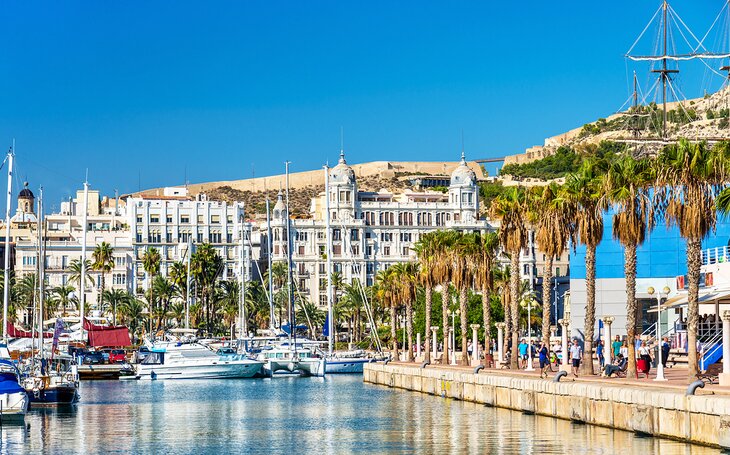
[
  {"left": 141, "top": 247, "right": 161, "bottom": 331},
  {"left": 531, "top": 183, "right": 573, "bottom": 347},
  {"left": 657, "top": 139, "right": 730, "bottom": 382},
  {"left": 432, "top": 230, "right": 457, "bottom": 364},
  {"left": 245, "top": 280, "right": 271, "bottom": 332},
  {"left": 392, "top": 262, "right": 418, "bottom": 362},
  {"left": 604, "top": 154, "right": 654, "bottom": 378},
  {"left": 297, "top": 298, "right": 326, "bottom": 337},
  {"left": 414, "top": 232, "right": 438, "bottom": 363},
  {"left": 565, "top": 160, "right": 607, "bottom": 375},
  {"left": 67, "top": 259, "right": 95, "bottom": 312},
  {"left": 152, "top": 275, "right": 176, "bottom": 330},
  {"left": 169, "top": 302, "right": 186, "bottom": 327},
  {"left": 53, "top": 284, "right": 76, "bottom": 317},
  {"left": 493, "top": 267, "right": 512, "bottom": 349},
  {"left": 216, "top": 280, "right": 241, "bottom": 336},
  {"left": 169, "top": 260, "right": 188, "bottom": 304},
  {"left": 491, "top": 187, "right": 530, "bottom": 369},
  {"left": 92, "top": 242, "right": 114, "bottom": 308},
  {"left": 453, "top": 232, "right": 478, "bottom": 365},
  {"left": 102, "top": 288, "right": 130, "bottom": 325},
  {"left": 119, "top": 297, "right": 147, "bottom": 343},
  {"left": 16, "top": 274, "right": 38, "bottom": 323},
  {"left": 191, "top": 243, "right": 223, "bottom": 335},
  {"left": 375, "top": 267, "right": 398, "bottom": 359},
  {"left": 474, "top": 231, "right": 500, "bottom": 365}
]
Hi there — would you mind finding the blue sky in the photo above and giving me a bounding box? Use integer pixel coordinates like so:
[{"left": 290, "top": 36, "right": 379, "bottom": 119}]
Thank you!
[{"left": 0, "top": 1, "right": 724, "bottom": 211}]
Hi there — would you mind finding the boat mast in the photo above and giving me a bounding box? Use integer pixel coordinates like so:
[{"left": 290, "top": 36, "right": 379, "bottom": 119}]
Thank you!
[
  {"left": 285, "top": 161, "right": 296, "bottom": 353},
  {"left": 324, "top": 163, "right": 333, "bottom": 356},
  {"left": 80, "top": 178, "right": 89, "bottom": 329},
  {"left": 239, "top": 209, "right": 247, "bottom": 338},
  {"left": 2, "top": 145, "right": 13, "bottom": 343},
  {"left": 266, "top": 198, "right": 274, "bottom": 329},
  {"left": 37, "top": 186, "right": 44, "bottom": 359},
  {"left": 185, "top": 236, "right": 191, "bottom": 329},
  {"left": 650, "top": 1, "right": 678, "bottom": 139}
]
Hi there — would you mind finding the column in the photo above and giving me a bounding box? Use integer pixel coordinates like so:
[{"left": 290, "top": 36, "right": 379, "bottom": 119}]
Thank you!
[
  {"left": 416, "top": 332, "right": 422, "bottom": 360},
  {"left": 603, "top": 316, "right": 615, "bottom": 363},
  {"left": 430, "top": 326, "right": 439, "bottom": 361},
  {"left": 495, "top": 322, "right": 506, "bottom": 365},
  {"left": 721, "top": 311, "right": 730, "bottom": 386},
  {"left": 559, "top": 318, "right": 570, "bottom": 372},
  {"left": 449, "top": 328, "right": 456, "bottom": 365},
  {"left": 550, "top": 325, "right": 557, "bottom": 339},
  {"left": 470, "top": 324, "right": 480, "bottom": 366}
]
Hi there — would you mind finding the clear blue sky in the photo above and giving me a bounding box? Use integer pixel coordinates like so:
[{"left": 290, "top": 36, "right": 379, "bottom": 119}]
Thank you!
[{"left": 0, "top": 1, "right": 724, "bottom": 211}]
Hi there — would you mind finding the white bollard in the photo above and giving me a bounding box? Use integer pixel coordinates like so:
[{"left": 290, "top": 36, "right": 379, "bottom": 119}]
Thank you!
[{"left": 496, "top": 322, "right": 506, "bottom": 365}]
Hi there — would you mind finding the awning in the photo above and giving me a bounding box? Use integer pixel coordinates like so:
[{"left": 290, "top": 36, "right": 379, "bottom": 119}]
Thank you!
[
  {"left": 656, "top": 289, "right": 730, "bottom": 311},
  {"left": 83, "top": 319, "right": 131, "bottom": 347}
]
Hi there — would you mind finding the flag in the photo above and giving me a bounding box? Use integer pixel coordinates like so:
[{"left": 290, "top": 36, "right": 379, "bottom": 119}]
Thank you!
[
  {"left": 51, "top": 318, "right": 64, "bottom": 359},
  {"left": 323, "top": 313, "right": 330, "bottom": 337}
]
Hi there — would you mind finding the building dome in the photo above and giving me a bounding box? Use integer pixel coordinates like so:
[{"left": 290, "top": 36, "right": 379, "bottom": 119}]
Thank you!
[
  {"left": 18, "top": 182, "right": 34, "bottom": 199},
  {"left": 450, "top": 152, "right": 476, "bottom": 186},
  {"left": 273, "top": 190, "right": 286, "bottom": 219},
  {"left": 329, "top": 151, "right": 356, "bottom": 185}
]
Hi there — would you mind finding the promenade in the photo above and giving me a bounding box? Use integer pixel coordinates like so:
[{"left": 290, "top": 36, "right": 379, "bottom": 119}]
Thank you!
[{"left": 364, "top": 360, "right": 730, "bottom": 449}]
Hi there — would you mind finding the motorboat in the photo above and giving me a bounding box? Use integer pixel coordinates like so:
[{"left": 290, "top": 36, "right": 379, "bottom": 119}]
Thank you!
[
  {"left": 0, "top": 359, "right": 29, "bottom": 421},
  {"left": 135, "top": 343, "right": 264, "bottom": 380},
  {"left": 257, "top": 345, "right": 326, "bottom": 377},
  {"left": 324, "top": 350, "right": 381, "bottom": 374}
]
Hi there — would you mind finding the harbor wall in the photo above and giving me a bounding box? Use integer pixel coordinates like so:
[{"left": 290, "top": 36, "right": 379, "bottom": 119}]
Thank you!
[{"left": 364, "top": 363, "right": 730, "bottom": 449}]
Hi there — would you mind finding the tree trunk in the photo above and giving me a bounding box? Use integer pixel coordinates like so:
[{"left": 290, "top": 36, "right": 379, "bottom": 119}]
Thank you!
[
  {"left": 459, "top": 285, "right": 469, "bottom": 366},
  {"left": 390, "top": 304, "right": 398, "bottom": 360},
  {"left": 581, "top": 244, "right": 596, "bottom": 375},
  {"left": 509, "top": 252, "right": 520, "bottom": 370},
  {"left": 482, "top": 285, "right": 491, "bottom": 367},
  {"left": 503, "top": 290, "right": 511, "bottom": 360},
  {"left": 687, "top": 238, "right": 701, "bottom": 383},
  {"left": 625, "top": 244, "right": 638, "bottom": 378},
  {"left": 541, "top": 257, "right": 554, "bottom": 347},
  {"left": 406, "top": 295, "right": 414, "bottom": 362},
  {"left": 424, "top": 285, "right": 432, "bottom": 364},
  {"left": 441, "top": 282, "right": 450, "bottom": 365}
]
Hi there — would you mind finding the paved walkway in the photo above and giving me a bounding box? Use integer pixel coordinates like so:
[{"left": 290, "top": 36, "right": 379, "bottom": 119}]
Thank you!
[{"left": 390, "top": 359, "right": 729, "bottom": 396}]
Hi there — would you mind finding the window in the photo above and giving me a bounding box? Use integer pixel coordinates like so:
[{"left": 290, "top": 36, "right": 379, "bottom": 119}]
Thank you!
[
  {"left": 402, "top": 246, "right": 410, "bottom": 256},
  {"left": 226, "top": 233, "right": 233, "bottom": 243},
  {"left": 556, "top": 267, "right": 561, "bottom": 276},
  {"left": 210, "top": 232, "right": 222, "bottom": 243},
  {"left": 150, "top": 216, "right": 160, "bottom": 223},
  {"left": 319, "top": 278, "right": 327, "bottom": 290},
  {"left": 296, "top": 231, "right": 308, "bottom": 241},
  {"left": 136, "top": 216, "right": 143, "bottom": 223},
  {"left": 197, "top": 233, "right": 203, "bottom": 243},
  {"left": 211, "top": 215, "right": 220, "bottom": 224},
  {"left": 298, "top": 279, "right": 307, "bottom": 291},
  {"left": 366, "top": 246, "right": 372, "bottom": 257},
  {"left": 298, "top": 263, "right": 306, "bottom": 275},
  {"left": 298, "top": 245, "right": 305, "bottom": 255},
  {"left": 319, "top": 263, "right": 326, "bottom": 274},
  {"left": 350, "top": 230, "right": 359, "bottom": 241},
  {"left": 319, "top": 245, "right": 325, "bottom": 256},
  {"left": 366, "top": 263, "right": 375, "bottom": 274},
  {"left": 62, "top": 255, "right": 69, "bottom": 269},
  {"left": 181, "top": 215, "right": 190, "bottom": 224},
  {"left": 333, "top": 263, "right": 342, "bottom": 273},
  {"left": 197, "top": 215, "right": 204, "bottom": 224},
  {"left": 333, "top": 245, "right": 342, "bottom": 256},
  {"left": 166, "top": 216, "right": 173, "bottom": 223},
  {"left": 383, "top": 247, "right": 390, "bottom": 256},
  {"left": 351, "top": 264, "right": 361, "bottom": 274},
  {"left": 380, "top": 232, "right": 393, "bottom": 242},
  {"left": 352, "top": 244, "right": 359, "bottom": 256},
  {"left": 399, "top": 233, "right": 412, "bottom": 242},
  {"left": 333, "top": 229, "right": 342, "bottom": 241},
  {"left": 320, "top": 294, "right": 328, "bottom": 306},
  {"left": 227, "top": 215, "right": 233, "bottom": 223},
  {"left": 180, "top": 232, "right": 191, "bottom": 243},
  {"left": 114, "top": 256, "right": 125, "bottom": 268}
]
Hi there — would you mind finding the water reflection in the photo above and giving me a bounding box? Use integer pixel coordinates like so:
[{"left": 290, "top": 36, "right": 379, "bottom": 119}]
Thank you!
[{"left": 0, "top": 376, "right": 721, "bottom": 454}]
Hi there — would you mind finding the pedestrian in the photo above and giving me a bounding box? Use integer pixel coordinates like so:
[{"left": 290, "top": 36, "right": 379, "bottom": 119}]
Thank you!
[
  {"left": 620, "top": 341, "right": 629, "bottom": 359},
  {"left": 634, "top": 335, "right": 642, "bottom": 358},
  {"left": 596, "top": 340, "right": 605, "bottom": 368},
  {"left": 661, "top": 337, "right": 670, "bottom": 368},
  {"left": 570, "top": 339, "right": 582, "bottom": 377},
  {"left": 538, "top": 342, "right": 550, "bottom": 378},
  {"left": 611, "top": 335, "right": 622, "bottom": 361},
  {"left": 638, "top": 340, "right": 652, "bottom": 375},
  {"left": 518, "top": 338, "right": 528, "bottom": 369}
]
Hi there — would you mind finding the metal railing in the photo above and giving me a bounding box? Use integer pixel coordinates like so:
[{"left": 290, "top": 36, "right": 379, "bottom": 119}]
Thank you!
[{"left": 703, "top": 245, "right": 730, "bottom": 265}]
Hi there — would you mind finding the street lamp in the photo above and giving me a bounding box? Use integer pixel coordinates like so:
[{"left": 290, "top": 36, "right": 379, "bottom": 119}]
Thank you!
[
  {"left": 449, "top": 309, "right": 460, "bottom": 366},
  {"left": 648, "top": 285, "right": 671, "bottom": 381},
  {"left": 520, "top": 296, "right": 538, "bottom": 371}
]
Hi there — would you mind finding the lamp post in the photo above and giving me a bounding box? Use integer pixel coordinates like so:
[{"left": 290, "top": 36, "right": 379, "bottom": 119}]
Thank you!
[
  {"left": 430, "top": 326, "right": 439, "bottom": 360},
  {"left": 495, "top": 322, "right": 506, "bottom": 365},
  {"left": 449, "top": 309, "right": 459, "bottom": 366},
  {"left": 648, "top": 286, "right": 670, "bottom": 381},
  {"left": 720, "top": 311, "right": 730, "bottom": 386},
  {"left": 520, "top": 297, "right": 537, "bottom": 371},
  {"left": 559, "top": 316, "right": 570, "bottom": 372},
  {"left": 400, "top": 315, "right": 406, "bottom": 362},
  {"left": 470, "top": 324, "right": 480, "bottom": 366}
]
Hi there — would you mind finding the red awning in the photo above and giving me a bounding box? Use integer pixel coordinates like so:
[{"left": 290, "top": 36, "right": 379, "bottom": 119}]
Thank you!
[
  {"left": 83, "top": 319, "right": 132, "bottom": 348},
  {"left": 7, "top": 322, "right": 52, "bottom": 338}
]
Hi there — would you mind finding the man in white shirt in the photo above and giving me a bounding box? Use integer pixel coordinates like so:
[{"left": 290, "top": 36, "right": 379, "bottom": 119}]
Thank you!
[{"left": 569, "top": 339, "right": 583, "bottom": 378}]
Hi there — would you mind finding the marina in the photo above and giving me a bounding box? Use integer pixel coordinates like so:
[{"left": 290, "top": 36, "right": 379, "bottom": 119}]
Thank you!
[{"left": 0, "top": 375, "right": 720, "bottom": 454}]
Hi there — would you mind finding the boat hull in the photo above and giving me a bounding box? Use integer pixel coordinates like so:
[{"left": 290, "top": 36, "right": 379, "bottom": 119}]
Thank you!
[
  {"left": 136, "top": 361, "right": 263, "bottom": 380},
  {"left": 27, "top": 385, "right": 79, "bottom": 406},
  {"left": 264, "top": 358, "right": 326, "bottom": 377},
  {"left": 325, "top": 358, "right": 373, "bottom": 374},
  {"left": 0, "top": 391, "right": 29, "bottom": 420}
]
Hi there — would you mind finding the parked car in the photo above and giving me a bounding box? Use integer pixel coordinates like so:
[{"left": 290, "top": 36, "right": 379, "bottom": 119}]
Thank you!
[
  {"left": 83, "top": 350, "right": 105, "bottom": 365},
  {"left": 108, "top": 349, "right": 127, "bottom": 363}
]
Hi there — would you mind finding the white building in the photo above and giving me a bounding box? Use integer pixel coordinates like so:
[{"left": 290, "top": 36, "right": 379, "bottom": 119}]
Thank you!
[
  {"left": 126, "top": 189, "right": 252, "bottom": 294},
  {"left": 263, "top": 151, "right": 495, "bottom": 306}
]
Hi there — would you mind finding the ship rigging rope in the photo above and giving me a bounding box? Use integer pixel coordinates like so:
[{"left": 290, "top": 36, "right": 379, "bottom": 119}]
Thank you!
[
  {"left": 694, "top": 0, "right": 729, "bottom": 53},
  {"left": 626, "top": 3, "right": 664, "bottom": 57}
]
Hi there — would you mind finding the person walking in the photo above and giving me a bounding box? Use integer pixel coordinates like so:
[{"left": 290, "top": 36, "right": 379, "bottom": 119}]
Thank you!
[
  {"left": 570, "top": 339, "right": 582, "bottom": 378},
  {"left": 518, "top": 339, "right": 528, "bottom": 369},
  {"left": 538, "top": 342, "right": 550, "bottom": 378},
  {"left": 638, "top": 340, "right": 653, "bottom": 376},
  {"left": 661, "top": 337, "right": 670, "bottom": 368},
  {"left": 596, "top": 340, "right": 605, "bottom": 369},
  {"left": 611, "top": 335, "right": 622, "bottom": 362}
]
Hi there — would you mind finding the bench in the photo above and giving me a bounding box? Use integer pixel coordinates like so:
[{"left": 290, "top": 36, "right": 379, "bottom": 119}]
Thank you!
[{"left": 697, "top": 363, "right": 723, "bottom": 385}]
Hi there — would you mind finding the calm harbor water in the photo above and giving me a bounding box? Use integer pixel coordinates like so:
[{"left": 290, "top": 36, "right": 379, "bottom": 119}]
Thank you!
[{"left": 0, "top": 375, "right": 721, "bottom": 454}]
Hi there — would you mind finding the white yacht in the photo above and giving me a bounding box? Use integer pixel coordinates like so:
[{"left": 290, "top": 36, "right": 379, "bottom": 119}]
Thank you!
[
  {"left": 257, "top": 345, "right": 326, "bottom": 377},
  {"left": 135, "top": 343, "right": 263, "bottom": 380},
  {"left": 0, "top": 358, "right": 29, "bottom": 420}
]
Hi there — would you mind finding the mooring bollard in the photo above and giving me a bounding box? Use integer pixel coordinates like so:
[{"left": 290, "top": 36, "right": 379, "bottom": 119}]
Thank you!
[
  {"left": 553, "top": 371, "right": 568, "bottom": 382},
  {"left": 687, "top": 380, "right": 705, "bottom": 396},
  {"left": 473, "top": 365, "right": 484, "bottom": 375},
  {"left": 421, "top": 361, "right": 430, "bottom": 369}
]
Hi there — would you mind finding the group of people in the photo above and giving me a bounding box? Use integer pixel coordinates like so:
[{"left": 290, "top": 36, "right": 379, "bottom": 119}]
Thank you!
[{"left": 599, "top": 334, "right": 670, "bottom": 377}]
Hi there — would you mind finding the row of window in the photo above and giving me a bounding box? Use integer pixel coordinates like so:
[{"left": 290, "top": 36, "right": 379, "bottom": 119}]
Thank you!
[
  {"left": 135, "top": 232, "right": 234, "bottom": 244},
  {"left": 136, "top": 214, "right": 237, "bottom": 225},
  {"left": 359, "top": 210, "right": 463, "bottom": 226}
]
